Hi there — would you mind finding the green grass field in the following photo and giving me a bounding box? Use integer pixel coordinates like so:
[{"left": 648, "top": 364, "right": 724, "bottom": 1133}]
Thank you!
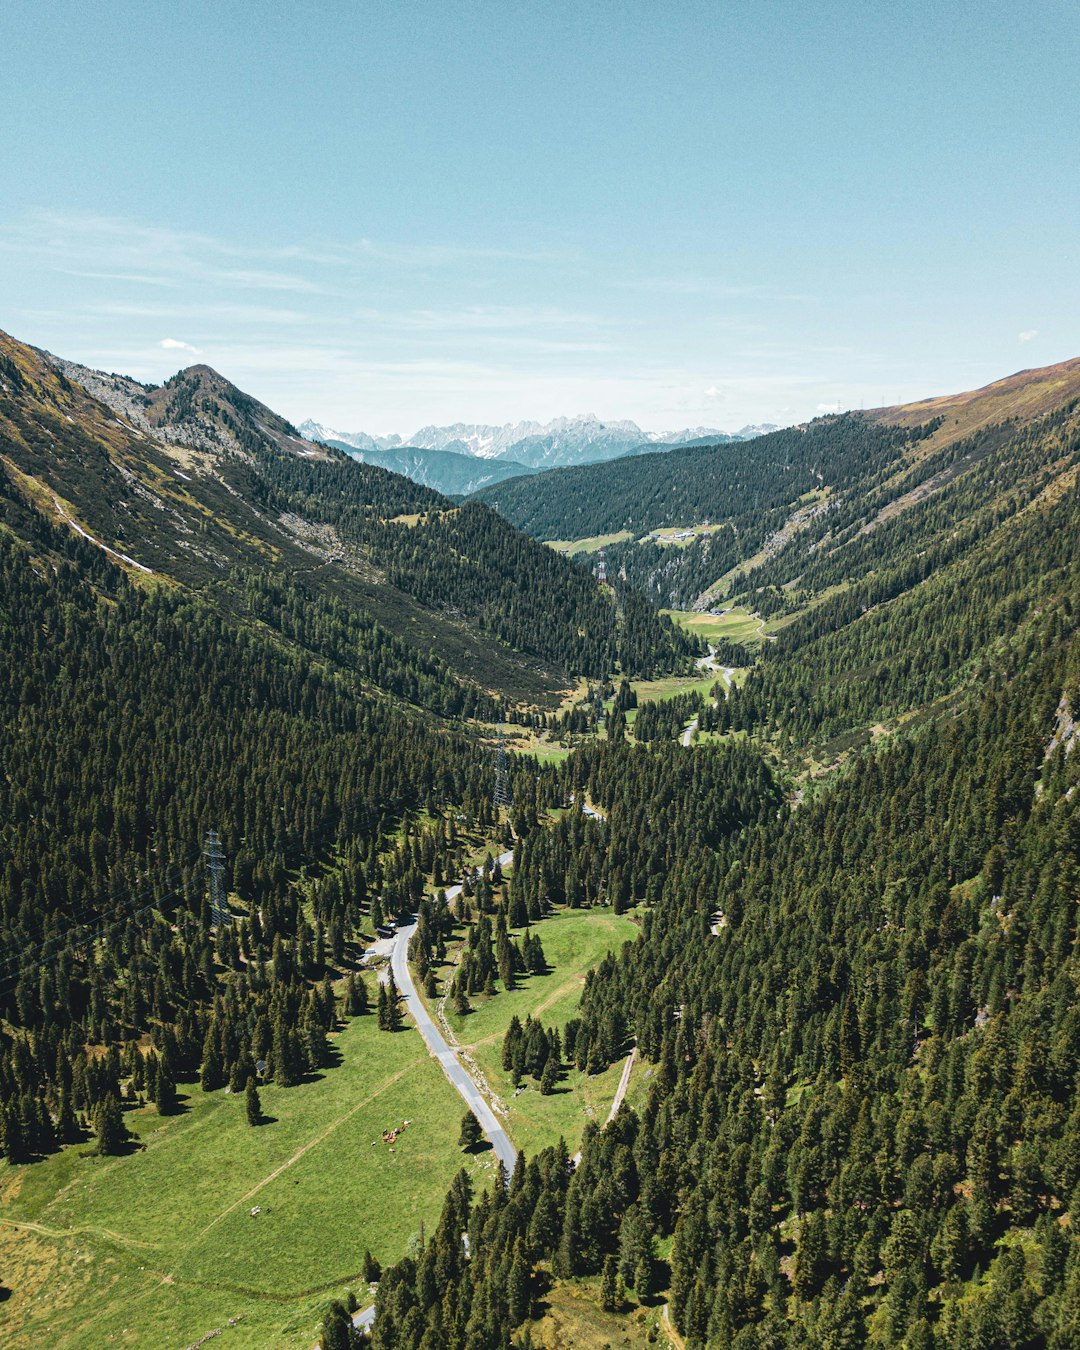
[
  {"left": 631, "top": 671, "right": 720, "bottom": 704},
  {"left": 0, "top": 1003, "right": 497, "bottom": 1350},
  {"left": 660, "top": 605, "right": 765, "bottom": 644},
  {"left": 642, "top": 522, "right": 727, "bottom": 549},
  {"left": 440, "top": 907, "right": 640, "bottom": 1157},
  {"left": 544, "top": 531, "right": 634, "bottom": 555}
]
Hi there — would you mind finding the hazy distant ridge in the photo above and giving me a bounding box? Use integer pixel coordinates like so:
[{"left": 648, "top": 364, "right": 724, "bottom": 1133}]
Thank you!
[{"left": 298, "top": 414, "right": 777, "bottom": 473}]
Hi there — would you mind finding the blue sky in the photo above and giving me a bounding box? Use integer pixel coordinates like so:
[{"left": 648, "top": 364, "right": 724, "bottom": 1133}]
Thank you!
[{"left": 2, "top": 1, "right": 1078, "bottom": 434}]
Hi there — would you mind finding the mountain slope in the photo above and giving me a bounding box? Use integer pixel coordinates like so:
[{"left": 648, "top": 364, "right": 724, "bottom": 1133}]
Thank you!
[
  {"left": 1, "top": 333, "right": 693, "bottom": 706},
  {"left": 473, "top": 414, "right": 928, "bottom": 539},
  {"left": 370, "top": 604, "right": 1080, "bottom": 1350},
  {"left": 353, "top": 372, "right": 1080, "bottom": 1350}
]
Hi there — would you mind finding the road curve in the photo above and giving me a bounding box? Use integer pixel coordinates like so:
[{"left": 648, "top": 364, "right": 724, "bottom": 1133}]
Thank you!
[{"left": 390, "top": 851, "right": 518, "bottom": 1175}]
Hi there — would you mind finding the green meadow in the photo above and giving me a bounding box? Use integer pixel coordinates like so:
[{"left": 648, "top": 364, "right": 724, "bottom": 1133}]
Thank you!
[{"left": 0, "top": 1000, "right": 495, "bottom": 1350}]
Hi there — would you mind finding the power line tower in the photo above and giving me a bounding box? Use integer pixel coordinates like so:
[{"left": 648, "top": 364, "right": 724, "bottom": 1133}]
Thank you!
[
  {"left": 204, "top": 830, "right": 230, "bottom": 928},
  {"left": 493, "top": 733, "right": 512, "bottom": 812},
  {"left": 596, "top": 548, "right": 608, "bottom": 585}
]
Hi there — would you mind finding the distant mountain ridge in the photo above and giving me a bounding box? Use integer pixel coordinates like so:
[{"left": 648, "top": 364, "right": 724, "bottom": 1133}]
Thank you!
[
  {"left": 316, "top": 436, "right": 532, "bottom": 496},
  {"left": 298, "top": 413, "right": 777, "bottom": 473}
]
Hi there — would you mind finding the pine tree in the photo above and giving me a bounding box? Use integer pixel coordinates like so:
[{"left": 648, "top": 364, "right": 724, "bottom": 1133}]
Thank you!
[
  {"left": 319, "top": 1299, "right": 355, "bottom": 1350},
  {"left": 345, "top": 972, "right": 368, "bottom": 1016},
  {"left": 634, "top": 1251, "right": 653, "bottom": 1302},
  {"left": 508, "top": 1237, "right": 531, "bottom": 1323},
  {"left": 601, "top": 1253, "right": 619, "bottom": 1312},
  {"left": 94, "top": 1093, "right": 127, "bottom": 1157},
  {"left": 245, "top": 1076, "right": 261, "bottom": 1126},
  {"left": 156, "top": 1064, "right": 178, "bottom": 1116},
  {"left": 459, "top": 1109, "right": 482, "bottom": 1152}
]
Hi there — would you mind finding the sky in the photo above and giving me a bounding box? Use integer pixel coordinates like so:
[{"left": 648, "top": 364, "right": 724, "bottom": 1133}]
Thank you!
[{"left": 2, "top": 0, "right": 1078, "bottom": 436}]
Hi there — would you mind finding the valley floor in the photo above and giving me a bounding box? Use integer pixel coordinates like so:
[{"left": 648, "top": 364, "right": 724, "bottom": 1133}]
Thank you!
[{"left": 0, "top": 904, "right": 638, "bottom": 1349}]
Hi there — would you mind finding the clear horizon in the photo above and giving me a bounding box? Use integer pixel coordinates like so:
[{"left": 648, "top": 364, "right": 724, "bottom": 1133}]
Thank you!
[{"left": 3, "top": 1, "right": 1078, "bottom": 435}]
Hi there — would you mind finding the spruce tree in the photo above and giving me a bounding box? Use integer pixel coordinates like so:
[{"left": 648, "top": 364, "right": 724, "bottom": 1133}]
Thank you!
[
  {"left": 459, "top": 1109, "right": 482, "bottom": 1152},
  {"left": 156, "top": 1064, "right": 178, "bottom": 1116},
  {"left": 601, "top": 1253, "right": 619, "bottom": 1312},
  {"left": 94, "top": 1093, "right": 127, "bottom": 1157},
  {"left": 245, "top": 1076, "right": 261, "bottom": 1126}
]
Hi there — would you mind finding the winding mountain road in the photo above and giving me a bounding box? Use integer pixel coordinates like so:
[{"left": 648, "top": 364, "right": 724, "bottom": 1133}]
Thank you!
[
  {"left": 681, "top": 646, "right": 735, "bottom": 746},
  {"left": 389, "top": 855, "right": 518, "bottom": 1175},
  {"left": 352, "top": 819, "right": 607, "bottom": 1338}
]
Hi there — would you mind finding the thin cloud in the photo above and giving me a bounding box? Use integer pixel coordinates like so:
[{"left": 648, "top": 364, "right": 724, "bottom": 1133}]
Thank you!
[
  {"left": 353, "top": 237, "right": 565, "bottom": 267},
  {"left": 0, "top": 211, "right": 324, "bottom": 293},
  {"left": 160, "top": 338, "right": 201, "bottom": 355},
  {"left": 1018, "top": 329, "right": 1038, "bottom": 343}
]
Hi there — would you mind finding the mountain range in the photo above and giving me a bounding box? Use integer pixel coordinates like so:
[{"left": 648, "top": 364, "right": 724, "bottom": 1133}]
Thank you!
[{"left": 297, "top": 413, "right": 777, "bottom": 495}]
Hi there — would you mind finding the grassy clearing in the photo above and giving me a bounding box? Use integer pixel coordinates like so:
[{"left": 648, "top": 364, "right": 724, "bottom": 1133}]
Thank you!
[
  {"left": 631, "top": 672, "right": 720, "bottom": 704},
  {"left": 0, "top": 1006, "right": 495, "bottom": 1350},
  {"left": 641, "top": 522, "right": 727, "bottom": 549},
  {"left": 545, "top": 531, "right": 634, "bottom": 555},
  {"left": 499, "top": 727, "right": 573, "bottom": 765},
  {"left": 661, "top": 605, "right": 764, "bottom": 644},
  {"left": 440, "top": 907, "right": 640, "bottom": 1157},
  {"left": 529, "top": 1277, "right": 675, "bottom": 1348}
]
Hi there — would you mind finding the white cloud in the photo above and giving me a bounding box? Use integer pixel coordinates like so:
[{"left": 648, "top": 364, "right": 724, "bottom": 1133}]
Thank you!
[
  {"left": 1018, "top": 329, "right": 1038, "bottom": 343},
  {"left": 817, "top": 401, "right": 842, "bottom": 413},
  {"left": 160, "top": 338, "right": 201, "bottom": 355}
]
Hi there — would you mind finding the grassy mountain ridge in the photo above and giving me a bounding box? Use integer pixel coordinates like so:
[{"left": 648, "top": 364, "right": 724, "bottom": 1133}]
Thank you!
[{"left": 872, "top": 356, "right": 1080, "bottom": 448}]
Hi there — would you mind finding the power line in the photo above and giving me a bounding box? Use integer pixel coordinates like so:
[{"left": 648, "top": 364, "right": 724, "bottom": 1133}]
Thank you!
[{"left": 0, "top": 866, "right": 193, "bottom": 994}]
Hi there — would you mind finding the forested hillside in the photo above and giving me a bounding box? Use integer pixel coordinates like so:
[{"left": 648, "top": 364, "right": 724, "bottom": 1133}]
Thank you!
[
  {"left": 364, "top": 617, "right": 1080, "bottom": 1350},
  {"left": 4, "top": 331, "right": 1079, "bottom": 1350},
  {"left": 0, "top": 502, "right": 513, "bottom": 1159},
  {"left": 714, "top": 400, "right": 1080, "bottom": 749},
  {"left": 474, "top": 415, "right": 928, "bottom": 540}
]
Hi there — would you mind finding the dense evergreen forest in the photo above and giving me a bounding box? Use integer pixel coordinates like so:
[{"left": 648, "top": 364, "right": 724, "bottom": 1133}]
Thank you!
[
  {"left": 473, "top": 415, "right": 934, "bottom": 539},
  {"left": 359, "top": 620, "right": 1080, "bottom": 1350},
  {"left": 0, "top": 505, "right": 533, "bottom": 1156},
  {"left": 716, "top": 404, "right": 1080, "bottom": 747},
  {"left": 0, "top": 332, "right": 694, "bottom": 704},
  {"left": 339, "top": 382, "right": 1080, "bottom": 1348}
]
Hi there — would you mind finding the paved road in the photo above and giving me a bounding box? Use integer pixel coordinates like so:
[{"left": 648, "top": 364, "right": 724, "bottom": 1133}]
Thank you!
[
  {"left": 390, "top": 851, "right": 518, "bottom": 1175},
  {"left": 681, "top": 648, "right": 735, "bottom": 746}
]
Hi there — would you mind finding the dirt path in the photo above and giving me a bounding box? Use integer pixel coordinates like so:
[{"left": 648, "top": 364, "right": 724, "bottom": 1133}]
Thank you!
[
  {"left": 608, "top": 1045, "right": 636, "bottom": 1120},
  {"left": 0, "top": 1214, "right": 159, "bottom": 1253},
  {"left": 662, "top": 1302, "right": 687, "bottom": 1349}
]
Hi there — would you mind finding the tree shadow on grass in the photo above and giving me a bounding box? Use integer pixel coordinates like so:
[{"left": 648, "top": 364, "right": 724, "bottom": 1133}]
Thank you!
[{"left": 462, "top": 1139, "right": 494, "bottom": 1156}]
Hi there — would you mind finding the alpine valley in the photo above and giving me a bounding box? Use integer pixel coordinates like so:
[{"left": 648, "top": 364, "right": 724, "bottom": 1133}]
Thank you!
[{"left": 1, "top": 331, "right": 1079, "bottom": 1350}]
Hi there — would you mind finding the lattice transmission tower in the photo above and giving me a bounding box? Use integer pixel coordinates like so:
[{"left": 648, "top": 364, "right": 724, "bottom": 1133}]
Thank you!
[{"left": 203, "top": 830, "right": 230, "bottom": 927}]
